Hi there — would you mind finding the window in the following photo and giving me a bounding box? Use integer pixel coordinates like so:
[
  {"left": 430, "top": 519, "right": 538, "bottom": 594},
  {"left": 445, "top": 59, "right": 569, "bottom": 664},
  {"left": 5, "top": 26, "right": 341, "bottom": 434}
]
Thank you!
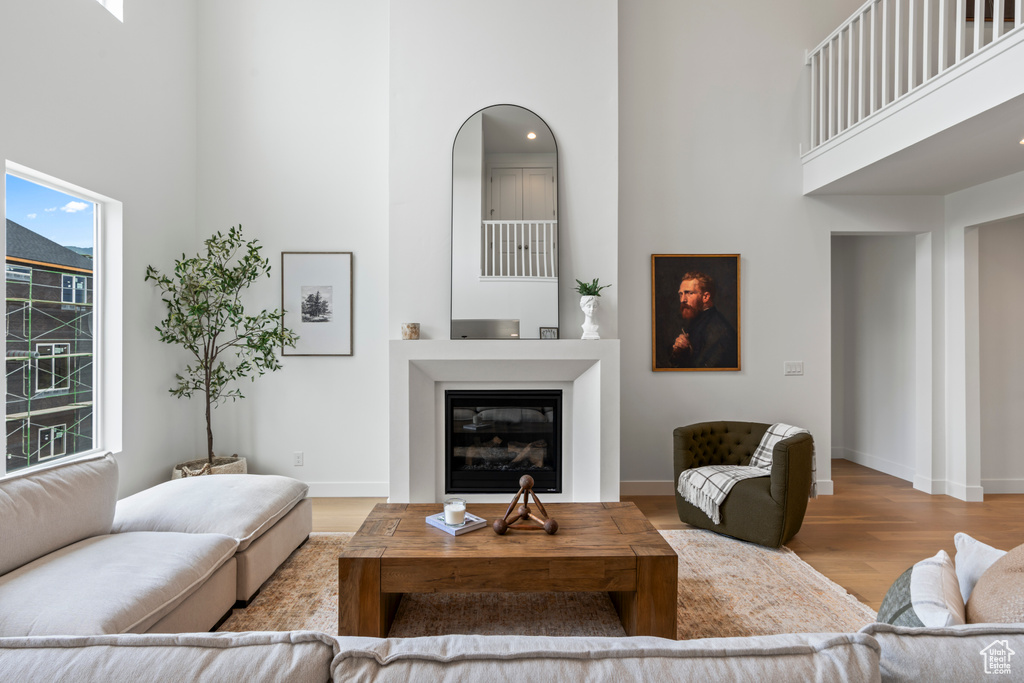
[
  {"left": 6, "top": 265, "right": 30, "bottom": 283},
  {"left": 62, "top": 274, "right": 88, "bottom": 304},
  {"left": 5, "top": 170, "right": 100, "bottom": 474},
  {"left": 38, "top": 425, "right": 67, "bottom": 460},
  {"left": 35, "top": 343, "right": 71, "bottom": 393}
]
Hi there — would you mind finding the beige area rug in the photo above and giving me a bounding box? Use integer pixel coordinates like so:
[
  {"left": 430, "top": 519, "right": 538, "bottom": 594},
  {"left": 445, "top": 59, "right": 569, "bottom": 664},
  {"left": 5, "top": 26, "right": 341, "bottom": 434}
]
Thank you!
[{"left": 218, "top": 530, "right": 876, "bottom": 639}]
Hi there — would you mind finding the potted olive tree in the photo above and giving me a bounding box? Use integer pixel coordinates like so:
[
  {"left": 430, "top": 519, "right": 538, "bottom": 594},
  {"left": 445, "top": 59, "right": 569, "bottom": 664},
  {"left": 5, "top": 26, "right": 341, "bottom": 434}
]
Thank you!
[{"left": 146, "top": 225, "right": 298, "bottom": 478}]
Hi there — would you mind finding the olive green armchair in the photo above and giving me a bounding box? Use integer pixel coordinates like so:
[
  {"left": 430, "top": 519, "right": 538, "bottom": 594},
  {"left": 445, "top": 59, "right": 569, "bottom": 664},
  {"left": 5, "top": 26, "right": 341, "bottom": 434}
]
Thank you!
[{"left": 673, "top": 421, "right": 814, "bottom": 548}]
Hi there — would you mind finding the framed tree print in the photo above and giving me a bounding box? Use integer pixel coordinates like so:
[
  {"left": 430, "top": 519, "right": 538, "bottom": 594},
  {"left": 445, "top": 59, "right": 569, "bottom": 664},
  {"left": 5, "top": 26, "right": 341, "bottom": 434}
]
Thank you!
[
  {"left": 651, "top": 254, "right": 740, "bottom": 371},
  {"left": 281, "top": 252, "right": 353, "bottom": 356}
]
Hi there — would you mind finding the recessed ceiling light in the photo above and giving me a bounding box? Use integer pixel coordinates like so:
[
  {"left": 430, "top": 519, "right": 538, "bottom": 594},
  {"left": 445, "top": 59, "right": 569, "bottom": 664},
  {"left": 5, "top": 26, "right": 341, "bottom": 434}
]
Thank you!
[
  {"left": 1020, "top": 137, "right": 1024, "bottom": 145},
  {"left": 527, "top": 132, "right": 537, "bottom": 140}
]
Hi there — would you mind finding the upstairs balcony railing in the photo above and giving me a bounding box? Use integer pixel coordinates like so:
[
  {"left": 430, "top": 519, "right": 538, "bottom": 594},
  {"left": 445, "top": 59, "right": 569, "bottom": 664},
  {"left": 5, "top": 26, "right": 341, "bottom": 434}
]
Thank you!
[{"left": 808, "top": 0, "right": 1023, "bottom": 151}]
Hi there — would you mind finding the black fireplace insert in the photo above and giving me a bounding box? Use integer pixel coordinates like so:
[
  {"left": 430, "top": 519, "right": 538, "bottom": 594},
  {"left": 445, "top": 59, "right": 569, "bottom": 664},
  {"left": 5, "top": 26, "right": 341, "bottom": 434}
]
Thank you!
[{"left": 445, "top": 389, "right": 562, "bottom": 494}]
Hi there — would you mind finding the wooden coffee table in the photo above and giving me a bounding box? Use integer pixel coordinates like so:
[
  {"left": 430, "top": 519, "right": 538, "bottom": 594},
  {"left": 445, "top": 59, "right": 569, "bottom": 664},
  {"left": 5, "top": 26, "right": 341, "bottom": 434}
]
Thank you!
[{"left": 338, "top": 502, "right": 677, "bottom": 639}]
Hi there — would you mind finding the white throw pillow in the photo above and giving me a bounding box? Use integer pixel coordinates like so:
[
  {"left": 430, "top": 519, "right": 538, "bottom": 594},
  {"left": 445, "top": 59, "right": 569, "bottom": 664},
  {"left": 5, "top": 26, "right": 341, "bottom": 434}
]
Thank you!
[
  {"left": 909, "top": 550, "right": 966, "bottom": 627},
  {"left": 954, "top": 532, "right": 1007, "bottom": 603}
]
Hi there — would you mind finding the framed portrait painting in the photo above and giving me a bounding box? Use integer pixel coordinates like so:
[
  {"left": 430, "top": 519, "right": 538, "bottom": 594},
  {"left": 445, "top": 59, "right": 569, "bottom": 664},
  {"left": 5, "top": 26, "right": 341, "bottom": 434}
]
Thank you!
[
  {"left": 281, "top": 252, "right": 353, "bottom": 356},
  {"left": 651, "top": 254, "right": 740, "bottom": 372}
]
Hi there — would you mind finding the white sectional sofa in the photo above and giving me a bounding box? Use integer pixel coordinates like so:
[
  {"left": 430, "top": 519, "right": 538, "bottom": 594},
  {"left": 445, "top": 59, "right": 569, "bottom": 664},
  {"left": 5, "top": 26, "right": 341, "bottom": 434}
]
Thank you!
[
  {"left": 0, "top": 453, "right": 238, "bottom": 635},
  {"left": 1, "top": 453, "right": 1021, "bottom": 682},
  {"left": 0, "top": 631, "right": 881, "bottom": 682},
  {"left": 0, "top": 452, "right": 311, "bottom": 636}
]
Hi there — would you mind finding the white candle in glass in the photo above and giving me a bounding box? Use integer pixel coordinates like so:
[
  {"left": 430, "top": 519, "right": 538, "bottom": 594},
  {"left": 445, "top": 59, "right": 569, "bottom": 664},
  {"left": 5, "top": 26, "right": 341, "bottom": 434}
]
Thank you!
[{"left": 443, "top": 498, "right": 466, "bottom": 525}]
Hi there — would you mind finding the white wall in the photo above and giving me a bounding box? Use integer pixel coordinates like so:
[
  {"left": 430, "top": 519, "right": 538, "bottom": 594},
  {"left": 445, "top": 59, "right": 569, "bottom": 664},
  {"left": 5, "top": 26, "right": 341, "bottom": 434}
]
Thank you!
[
  {"left": 978, "top": 217, "right": 1024, "bottom": 492},
  {"left": 389, "top": 0, "right": 619, "bottom": 343},
  {"left": 0, "top": 0, "right": 200, "bottom": 496},
  {"left": 943, "top": 170, "right": 1024, "bottom": 497},
  {"left": 195, "top": 0, "right": 390, "bottom": 495},
  {"left": 831, "top": 235, "right": 917, "bottom": 481},
  {"left": 617, "top": 0, "right": 881, "bottom": 493}
]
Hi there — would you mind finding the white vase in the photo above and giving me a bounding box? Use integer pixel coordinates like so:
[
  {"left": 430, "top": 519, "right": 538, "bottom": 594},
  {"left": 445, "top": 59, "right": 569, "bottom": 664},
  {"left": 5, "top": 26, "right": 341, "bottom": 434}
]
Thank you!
[{"left": 580, "top": 295, "right": 600, "bottom": 340}]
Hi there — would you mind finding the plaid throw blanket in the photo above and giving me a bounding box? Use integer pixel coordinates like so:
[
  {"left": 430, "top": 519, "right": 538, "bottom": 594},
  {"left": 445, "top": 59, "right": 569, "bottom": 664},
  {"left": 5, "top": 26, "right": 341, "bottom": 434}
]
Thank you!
[{"left": 677, "top": 423, "right": 815, "bottom": 525}]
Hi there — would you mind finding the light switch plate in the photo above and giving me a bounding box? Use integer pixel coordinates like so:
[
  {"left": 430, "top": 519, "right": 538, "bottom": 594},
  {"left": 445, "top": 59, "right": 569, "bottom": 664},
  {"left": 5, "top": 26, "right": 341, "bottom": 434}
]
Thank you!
[{"left": 784, "top": 361, "right": 804, "bottom": 376}]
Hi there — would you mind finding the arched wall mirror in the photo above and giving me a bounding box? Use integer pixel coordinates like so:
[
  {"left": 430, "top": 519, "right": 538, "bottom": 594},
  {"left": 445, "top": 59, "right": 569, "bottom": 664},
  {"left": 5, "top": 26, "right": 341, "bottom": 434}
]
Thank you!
[{"left": 451, "top": 105, "right": 558, "bottom": 339}]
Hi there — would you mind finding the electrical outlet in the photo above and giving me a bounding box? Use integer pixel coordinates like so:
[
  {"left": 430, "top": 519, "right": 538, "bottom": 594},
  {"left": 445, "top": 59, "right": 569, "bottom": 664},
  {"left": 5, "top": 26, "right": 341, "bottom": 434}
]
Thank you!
[
  {"left": 293, "top": 451, "right": 303, "bottom": 467},
  {"left": 783, "top": 361, "right": 804, "bottom": 376}
]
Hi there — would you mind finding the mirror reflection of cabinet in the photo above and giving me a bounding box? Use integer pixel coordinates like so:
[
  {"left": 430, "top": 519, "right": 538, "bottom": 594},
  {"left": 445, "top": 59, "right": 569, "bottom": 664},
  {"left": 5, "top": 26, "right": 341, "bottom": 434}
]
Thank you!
[{"left": 451, "top": 105, "right": 559, "bottom": 339}]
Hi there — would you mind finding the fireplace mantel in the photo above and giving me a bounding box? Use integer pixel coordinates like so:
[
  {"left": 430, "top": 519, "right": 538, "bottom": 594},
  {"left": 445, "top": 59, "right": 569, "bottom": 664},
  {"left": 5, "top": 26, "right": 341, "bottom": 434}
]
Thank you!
[{"left": 388, "top": 339, "right": 620, "bottom": 503}]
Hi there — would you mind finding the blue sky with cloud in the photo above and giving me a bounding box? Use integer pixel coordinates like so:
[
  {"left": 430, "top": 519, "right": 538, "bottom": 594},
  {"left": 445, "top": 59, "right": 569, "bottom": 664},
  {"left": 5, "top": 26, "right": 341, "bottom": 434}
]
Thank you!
[{"left": 4, "top": 174, "right": 94, "bottom": 248}]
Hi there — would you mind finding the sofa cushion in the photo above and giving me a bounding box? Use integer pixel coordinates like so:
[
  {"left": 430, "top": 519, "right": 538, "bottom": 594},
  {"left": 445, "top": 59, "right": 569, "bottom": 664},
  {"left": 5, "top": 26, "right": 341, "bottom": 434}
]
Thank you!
[
  {"left": 0, "top": 531, "right": 238, "bottom": 636},
  {"left": 966, "top": 543, "right": 1024, "bottom": 624},
  {"left": 112, "top": 474, "right": 307, "bottom": 551},
  {"left": 0, "top": 631, "right": 336, "bottom": 683},
  {"left": 0, "top": 452, "right": 118, "bottom": 576},
  {"left": 861, "top": 622, "right": 1024, "bottom": 682},
  {"left": 330, "top": 633, "right": 881, "bottom": 682},
  {"left": 877, "top": 550, "right": 964, "bottom": 628},
  {"left": 953, "top": 532, "right": 1006, "bottom": 603}
]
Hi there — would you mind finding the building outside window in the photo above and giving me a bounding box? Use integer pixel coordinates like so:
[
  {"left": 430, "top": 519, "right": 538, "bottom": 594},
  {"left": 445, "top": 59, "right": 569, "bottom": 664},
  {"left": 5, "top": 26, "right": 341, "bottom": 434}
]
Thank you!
[
  {"left": 38, "top": 424, "right": 66, "bottom": 460},
  {"left": 4, "top": 173, "right": 96, "bottom": 474},
  {"left": 35, "top": 343, "right": 71, "bottom": 393},
  {"left": 61, "top": 274, "right": 88, "bottom": 305},
  {"left": 6, "top": 265, "right": 30, "bottom": 283}
]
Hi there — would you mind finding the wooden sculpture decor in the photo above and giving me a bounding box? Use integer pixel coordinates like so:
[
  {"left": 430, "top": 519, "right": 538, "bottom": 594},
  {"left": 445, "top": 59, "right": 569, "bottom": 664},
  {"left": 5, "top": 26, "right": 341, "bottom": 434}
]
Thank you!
[{"left": 492, "top": 475, "right": 559, "bottom": 535}]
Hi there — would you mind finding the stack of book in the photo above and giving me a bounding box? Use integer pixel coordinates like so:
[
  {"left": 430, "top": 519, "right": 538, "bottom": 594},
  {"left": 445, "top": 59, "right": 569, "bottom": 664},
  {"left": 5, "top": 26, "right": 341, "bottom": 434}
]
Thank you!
[{"left": 425, "top": 511, "right": 488, "bottom": 535}]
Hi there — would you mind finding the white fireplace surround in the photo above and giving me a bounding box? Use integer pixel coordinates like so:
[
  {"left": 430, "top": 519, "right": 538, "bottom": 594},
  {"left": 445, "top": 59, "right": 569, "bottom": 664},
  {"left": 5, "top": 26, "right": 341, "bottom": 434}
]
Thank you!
[{"left": 389, "top": 339, "right": 620, "bottom": 503}]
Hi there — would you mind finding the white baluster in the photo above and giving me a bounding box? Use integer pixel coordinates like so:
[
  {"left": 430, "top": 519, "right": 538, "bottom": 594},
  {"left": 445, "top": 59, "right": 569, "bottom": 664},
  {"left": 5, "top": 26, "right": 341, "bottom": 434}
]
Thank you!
[
  {"left": 859, "top": 14, "right": 866, "bottom": 120},
  {"left": 882, "top": 0, "right": 890, "bottom": 104},
  {"left": 848, "top": 24, "right": 855, "bottom": 127},
  {"left": 810, "top": 52, "right": 818, "bottom": 147},
  {"left": 871, "top": 1, "right": 878, "bottom": 113},
  {"left": 894, "top": 0, "right": 903, "bottom": 97},
  {"left": 819, "top": 49, "right": 826, "bottom": 142}
]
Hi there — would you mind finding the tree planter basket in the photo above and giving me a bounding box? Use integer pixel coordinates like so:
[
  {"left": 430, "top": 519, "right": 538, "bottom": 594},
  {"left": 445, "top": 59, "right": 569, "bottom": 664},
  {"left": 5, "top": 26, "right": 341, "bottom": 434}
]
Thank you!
[{"left": 172, "top": 456, "right": 248, "bottom": 480}]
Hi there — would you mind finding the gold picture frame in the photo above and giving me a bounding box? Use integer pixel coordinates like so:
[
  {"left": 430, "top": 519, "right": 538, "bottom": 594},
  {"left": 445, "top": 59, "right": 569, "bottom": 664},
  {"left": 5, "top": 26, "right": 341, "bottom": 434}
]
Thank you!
[{"left": 651, "top": 254, "right": 740, "bottom": 371}]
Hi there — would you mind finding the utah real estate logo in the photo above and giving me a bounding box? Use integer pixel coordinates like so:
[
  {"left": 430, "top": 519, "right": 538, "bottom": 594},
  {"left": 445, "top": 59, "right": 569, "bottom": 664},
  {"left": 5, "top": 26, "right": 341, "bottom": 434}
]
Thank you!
[{"left": 980, "top": 640, "right": 1015, "bottom": 676}]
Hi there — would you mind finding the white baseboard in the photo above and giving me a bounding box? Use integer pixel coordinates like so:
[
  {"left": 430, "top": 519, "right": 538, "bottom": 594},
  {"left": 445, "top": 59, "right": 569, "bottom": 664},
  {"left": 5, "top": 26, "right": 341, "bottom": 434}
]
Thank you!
[
  {"left": 620, "top": 480, "right": 675, "bottom": 496},
  {"left": 815, "top": 479, "right": 834, "bottom": 496},
  {"left": 980, "top": 478, "right": 1024, "bottom": 494},
  {"left": 913, "top": 476, "right": 944, "bottom": 495},
  {"left": 945, "top": 481, "right": 985, "bottom": 502},
  {"left": 840, "top": 448, "right": 915, "bottom": 483},
  {"left": 307, "top": 482, "right": 390, "bottom": 497}
]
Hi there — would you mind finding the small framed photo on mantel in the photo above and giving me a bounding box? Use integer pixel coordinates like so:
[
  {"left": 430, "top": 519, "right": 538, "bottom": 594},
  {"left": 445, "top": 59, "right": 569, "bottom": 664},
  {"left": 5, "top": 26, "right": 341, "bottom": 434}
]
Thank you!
[
  {"left": 281, "top": 252, "right": 353, "bottom": 356},
  {"left": 651, "top": 254, "right": 740, "bottom": 372},
  {"left": 539, "top": 326, "right": 559, "bottom": 340}
]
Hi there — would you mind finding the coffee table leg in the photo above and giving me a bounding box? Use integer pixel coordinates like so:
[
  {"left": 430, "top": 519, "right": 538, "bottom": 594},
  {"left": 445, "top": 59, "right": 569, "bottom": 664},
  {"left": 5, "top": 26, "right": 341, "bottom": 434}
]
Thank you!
[
  {"left": 340, "top": 555, "right": 399, "bottom": 637},
  {"left": 610, "top": 551, "right": 677, "bottom": 639}
]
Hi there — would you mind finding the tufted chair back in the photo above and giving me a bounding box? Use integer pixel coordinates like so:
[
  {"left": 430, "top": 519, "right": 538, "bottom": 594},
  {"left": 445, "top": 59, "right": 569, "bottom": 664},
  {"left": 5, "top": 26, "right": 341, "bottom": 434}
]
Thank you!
[{"left": 677, "top": 420, "right": 771, "bottom": 469}]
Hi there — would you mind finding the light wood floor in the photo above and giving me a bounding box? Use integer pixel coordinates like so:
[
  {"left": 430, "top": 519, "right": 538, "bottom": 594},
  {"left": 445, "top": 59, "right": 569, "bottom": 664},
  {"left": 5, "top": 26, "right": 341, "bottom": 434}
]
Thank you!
[{"left": 311, "top": 459, "right": 1024, "bottom": 610}]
